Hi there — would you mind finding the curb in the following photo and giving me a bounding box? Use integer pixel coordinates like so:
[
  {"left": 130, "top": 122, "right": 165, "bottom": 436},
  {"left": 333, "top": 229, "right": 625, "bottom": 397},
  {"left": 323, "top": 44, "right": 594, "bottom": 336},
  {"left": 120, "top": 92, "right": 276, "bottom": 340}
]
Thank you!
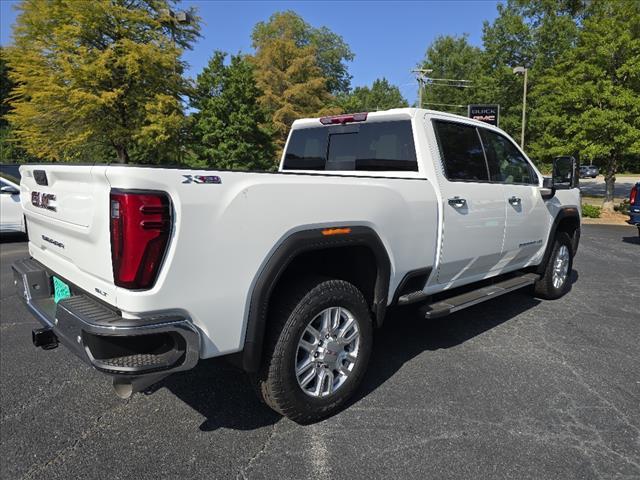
[{"left": 581, "top": 218, "right": 634, "bottom": 226}]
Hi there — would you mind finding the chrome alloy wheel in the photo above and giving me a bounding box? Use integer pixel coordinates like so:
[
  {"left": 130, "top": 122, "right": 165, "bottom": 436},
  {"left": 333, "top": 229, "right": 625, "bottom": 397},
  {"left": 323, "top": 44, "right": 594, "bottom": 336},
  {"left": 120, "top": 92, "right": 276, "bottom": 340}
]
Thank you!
[
  {"left": 295, "top": 307, "right": 360, "bottom": 398},
  {"left": 552, "top": 244, "right": 570, "bottom": 289}
]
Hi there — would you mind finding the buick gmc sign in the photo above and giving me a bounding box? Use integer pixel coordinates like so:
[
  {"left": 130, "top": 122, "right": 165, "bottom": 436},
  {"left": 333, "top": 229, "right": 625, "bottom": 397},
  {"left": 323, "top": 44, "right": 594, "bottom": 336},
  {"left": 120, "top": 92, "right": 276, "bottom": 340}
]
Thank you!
[{"left": 468, "top": 104, "right": 499, "bottom": 127}]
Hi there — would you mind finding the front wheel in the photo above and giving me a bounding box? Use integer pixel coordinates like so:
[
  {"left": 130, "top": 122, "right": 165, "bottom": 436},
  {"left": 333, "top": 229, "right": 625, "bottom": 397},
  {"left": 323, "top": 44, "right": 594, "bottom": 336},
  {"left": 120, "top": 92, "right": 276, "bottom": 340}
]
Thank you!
[
  {"left": 534, "top": 232, "right": 574, "bottom": 299},
  {"left": 256, "top": 277, "right": 373, "bottom": 423}
]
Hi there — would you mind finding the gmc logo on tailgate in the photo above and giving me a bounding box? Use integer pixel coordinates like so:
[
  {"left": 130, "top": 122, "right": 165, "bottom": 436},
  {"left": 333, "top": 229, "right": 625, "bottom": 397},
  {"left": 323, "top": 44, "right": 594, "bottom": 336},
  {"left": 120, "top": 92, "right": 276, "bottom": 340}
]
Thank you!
[{"left": 31, "top": 191, "right": 57, "bottom": 212}]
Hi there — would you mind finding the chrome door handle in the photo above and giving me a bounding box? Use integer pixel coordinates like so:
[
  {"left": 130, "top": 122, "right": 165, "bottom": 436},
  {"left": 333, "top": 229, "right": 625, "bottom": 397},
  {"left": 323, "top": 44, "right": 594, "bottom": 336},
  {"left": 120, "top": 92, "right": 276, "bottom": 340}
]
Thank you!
[
  {"left": 508, "top": 196, "right": 522, "bottom": 206},
  {"left": 448, "top": 196, "right": 467, "bottom": 208}
]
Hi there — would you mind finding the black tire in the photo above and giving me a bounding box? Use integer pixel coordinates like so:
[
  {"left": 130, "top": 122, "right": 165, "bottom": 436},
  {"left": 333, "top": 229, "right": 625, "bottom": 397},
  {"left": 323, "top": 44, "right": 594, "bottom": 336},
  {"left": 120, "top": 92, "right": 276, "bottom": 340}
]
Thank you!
[
  {"left": 255, "top": 276, "right": 373, "bottom": 423},
  {"left": 534, "top": 232, "right": 574, "bottom": 299}
]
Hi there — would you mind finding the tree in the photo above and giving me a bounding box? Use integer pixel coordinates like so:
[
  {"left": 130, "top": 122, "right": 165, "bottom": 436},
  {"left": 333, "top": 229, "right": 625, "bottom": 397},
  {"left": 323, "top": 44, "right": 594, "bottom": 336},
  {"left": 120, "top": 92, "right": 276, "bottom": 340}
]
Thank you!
[
  {"left": 250, "top": 12, "right": 340, "bottom": 151},
  {"left": 480, "top": 0, "right": 585, "bottom": 151},
  {"left": 189, "top": 52, "right": 275, "bottom": 170},
  {"left": 0, "top": 47, "right": 13, "bottom": 128},
  {"left": 417, "top": 35, "right": 485, "bottom": 115},
  {"left": 1, "top": 46, "right": 35, "bottom": 163},
  {"left": 6, "top": 0, "right": 199, "bottom": 164},
  {"left": 251, "top": 11, "right": 354, "bottom": 95},
  {"left": 337, "top": 78, "right": 408, "bottom": 112},
  {"left": 530, "top": 1, "right": 640, "bottom": 210}
]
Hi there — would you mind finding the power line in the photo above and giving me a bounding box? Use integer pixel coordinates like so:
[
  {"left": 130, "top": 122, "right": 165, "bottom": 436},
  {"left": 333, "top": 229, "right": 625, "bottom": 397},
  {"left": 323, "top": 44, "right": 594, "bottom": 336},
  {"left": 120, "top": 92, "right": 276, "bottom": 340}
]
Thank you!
[
  {"left": 425, "top": 102, "right": 467, "bottom": 109},
  {"left": 412, "top": 69, "right": 474, "bottom": 108}
]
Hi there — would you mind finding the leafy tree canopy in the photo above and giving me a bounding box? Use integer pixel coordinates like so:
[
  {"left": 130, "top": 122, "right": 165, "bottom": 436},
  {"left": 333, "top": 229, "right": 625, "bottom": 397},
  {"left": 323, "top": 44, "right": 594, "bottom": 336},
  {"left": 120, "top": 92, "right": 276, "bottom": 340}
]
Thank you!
[
  {"left": 6, "top": 0, "right": 199, "bottom": 164},
  {"left": 0, "top": 47, "right": 14, "bottom": 127},
  {"left": 417, "top": 34, "right": 484, "bottom": 114},
  {"left": 337, "top": 78, "right": 408, "bottom": 112},
  {"left": 190, "top": 52, "right": 276, "bottom": 170},
  {"left": 252, "top": 11, "right": 354, "bottom": 95},
  {"left": 530, "top": 1, "right": 640, "bottom": 208},
  {"left": 250, "top": 11, "right": 340, "bottom": 151}
]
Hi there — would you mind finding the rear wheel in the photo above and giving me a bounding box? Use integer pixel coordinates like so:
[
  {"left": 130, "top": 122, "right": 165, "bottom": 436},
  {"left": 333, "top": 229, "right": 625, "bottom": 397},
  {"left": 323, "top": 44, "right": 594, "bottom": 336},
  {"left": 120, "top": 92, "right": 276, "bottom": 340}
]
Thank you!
[
  {"left": 256, "top": 276, "right": 373, "bottom": 423},
  {"left": 534, "top": 232, "right": 573, "bottom": 299}
]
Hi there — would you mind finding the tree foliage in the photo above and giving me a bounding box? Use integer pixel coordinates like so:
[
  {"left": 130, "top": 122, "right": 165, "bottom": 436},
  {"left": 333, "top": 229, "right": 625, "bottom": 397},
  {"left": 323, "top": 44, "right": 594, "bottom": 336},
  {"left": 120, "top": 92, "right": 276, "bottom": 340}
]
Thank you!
[
  {"left": 481, "top": 0, "right": 585, "bottom": 150},
  {"left": 0, "top": 47, "right": 14, "bottom": 128},
  {"left": 530, "top": 1, "right": 640, "bottom": 209},
  {"left": 337, "top": 78, "right": 408, "bottom": 112},
  {"left": 251, "top": 11, "right": 354, "bottom": 95},
  {"left": 250, "top": 11, "right": 341, "bottom": 151},
  {"left": 190, "top": 52, "right": 275, "bottom": 170},
  {"left": 418, "top": 35, "right": 484, "bottom": 113},
  {"left": 420, "top": 0, "right": 639, "bottom": 202},
  {"left": 6, "top": 0, "right": 199, "bottom": 164},
  {"left": 1, "top": 46, "right": 36, "bottom": 163}
]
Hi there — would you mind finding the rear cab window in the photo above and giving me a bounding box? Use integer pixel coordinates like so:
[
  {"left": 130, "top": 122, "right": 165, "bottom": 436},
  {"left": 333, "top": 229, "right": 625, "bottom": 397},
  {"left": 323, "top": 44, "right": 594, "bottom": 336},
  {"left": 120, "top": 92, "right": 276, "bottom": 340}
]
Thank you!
[
  {"left": 283, "top": 120, "right": 418, "bottom": 172},
  {"left": 432, "top": 118, "right": 539, "bottom": 185},
  {"left": 432, "top": 120, "right": 488, "bottom": 182}
]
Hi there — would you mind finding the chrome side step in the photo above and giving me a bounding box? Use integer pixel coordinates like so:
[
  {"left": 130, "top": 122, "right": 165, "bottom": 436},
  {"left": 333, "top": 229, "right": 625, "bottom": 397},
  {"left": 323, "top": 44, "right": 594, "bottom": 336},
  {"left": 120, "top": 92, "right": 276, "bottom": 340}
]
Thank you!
[{"left": 420, "top": 273, "right": 540, "bottom": 319}]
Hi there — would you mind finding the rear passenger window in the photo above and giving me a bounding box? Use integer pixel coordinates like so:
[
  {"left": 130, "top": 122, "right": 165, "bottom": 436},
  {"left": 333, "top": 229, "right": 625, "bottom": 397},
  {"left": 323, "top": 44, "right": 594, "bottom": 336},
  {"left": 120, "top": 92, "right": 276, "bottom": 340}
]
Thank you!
[
  {"left": 433, "top": 121, "right": 488, "bottom": 182},
  {"left": 282, "top": 127, "right": 328, "bottom": 170},
  {"left": 283, "top": 121, "right": 417, "bottom": 172},
  {"left": 479, "top": 129, "right": 537, "bottom": 184}
]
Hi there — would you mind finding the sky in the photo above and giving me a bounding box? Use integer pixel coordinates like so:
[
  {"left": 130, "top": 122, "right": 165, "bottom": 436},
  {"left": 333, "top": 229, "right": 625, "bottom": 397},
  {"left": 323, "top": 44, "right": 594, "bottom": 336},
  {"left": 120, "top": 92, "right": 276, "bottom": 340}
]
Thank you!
[{"left": 0, "top": 0, "right": 499, "bottom": 104}]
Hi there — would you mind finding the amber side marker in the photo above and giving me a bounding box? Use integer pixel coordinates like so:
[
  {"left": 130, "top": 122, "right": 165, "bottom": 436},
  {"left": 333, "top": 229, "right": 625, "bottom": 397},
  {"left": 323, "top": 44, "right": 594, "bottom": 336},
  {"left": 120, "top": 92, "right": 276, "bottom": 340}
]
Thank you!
[{"left": 321, "top": 227, "right": 352, "bottom": 236}]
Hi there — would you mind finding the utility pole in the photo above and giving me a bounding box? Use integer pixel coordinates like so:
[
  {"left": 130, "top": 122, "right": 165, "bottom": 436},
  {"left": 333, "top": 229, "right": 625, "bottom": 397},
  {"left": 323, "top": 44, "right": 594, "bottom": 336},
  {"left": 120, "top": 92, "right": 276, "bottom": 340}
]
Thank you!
[
  {"left": 413, "top": 69, "right": 473, "bottom": 110},
  {"left": 513, "top": 66, "right": 528, "bottom": 148},
  {"left": 412, "top": 69, "right": 433, "bottom": 108}
]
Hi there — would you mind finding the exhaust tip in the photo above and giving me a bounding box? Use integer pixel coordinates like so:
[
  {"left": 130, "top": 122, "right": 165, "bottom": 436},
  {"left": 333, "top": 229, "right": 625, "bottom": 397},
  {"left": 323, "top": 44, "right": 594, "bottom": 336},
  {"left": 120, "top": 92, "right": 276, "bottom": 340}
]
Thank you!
[
  {"left": 112, "top": 374, "right": 169, "bottom": 399},
  {"left": 112, "top": 378, "right": 134, "bottom": 399}
]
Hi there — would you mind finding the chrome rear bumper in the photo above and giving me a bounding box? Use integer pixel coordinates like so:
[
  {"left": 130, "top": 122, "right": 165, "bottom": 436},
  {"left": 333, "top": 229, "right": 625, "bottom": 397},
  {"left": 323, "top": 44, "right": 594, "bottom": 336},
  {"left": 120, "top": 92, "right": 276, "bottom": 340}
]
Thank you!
[{"left": 12, "top": 257, "right": 200, "bottom": 377}]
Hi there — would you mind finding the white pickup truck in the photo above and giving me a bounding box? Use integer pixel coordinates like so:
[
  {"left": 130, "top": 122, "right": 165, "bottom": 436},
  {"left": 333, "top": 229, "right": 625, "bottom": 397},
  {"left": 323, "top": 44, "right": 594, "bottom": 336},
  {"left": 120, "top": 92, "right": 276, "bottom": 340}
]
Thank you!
[{"left": 13, "top": 108, "right": 581, "bottom": 422}]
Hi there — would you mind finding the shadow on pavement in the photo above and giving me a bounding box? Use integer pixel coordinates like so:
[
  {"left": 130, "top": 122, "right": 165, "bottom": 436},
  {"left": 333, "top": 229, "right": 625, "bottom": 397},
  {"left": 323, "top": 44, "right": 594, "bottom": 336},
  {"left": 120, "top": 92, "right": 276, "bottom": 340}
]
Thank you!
[
  {"left": 151, "top": 271, "right": 580, "bottom": 430},
  {"left": 150, "top": 358, "right": 281, "bottom": 432},
  {"left": 0, "top": 232, "right": 28, "bottom": 244},
  {"left": 352, "top": 290, "right": 543, "bottom": 408},
  {"left": 622, "top": 234, "right": 640, "bottom": 245}
]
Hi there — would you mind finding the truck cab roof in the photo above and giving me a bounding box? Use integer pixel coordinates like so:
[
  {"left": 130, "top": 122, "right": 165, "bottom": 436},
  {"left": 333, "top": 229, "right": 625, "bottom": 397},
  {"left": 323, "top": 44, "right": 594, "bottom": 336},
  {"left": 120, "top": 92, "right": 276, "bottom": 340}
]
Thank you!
[{"left": 290, "top": 108, "right": 508, "bottom": 134}]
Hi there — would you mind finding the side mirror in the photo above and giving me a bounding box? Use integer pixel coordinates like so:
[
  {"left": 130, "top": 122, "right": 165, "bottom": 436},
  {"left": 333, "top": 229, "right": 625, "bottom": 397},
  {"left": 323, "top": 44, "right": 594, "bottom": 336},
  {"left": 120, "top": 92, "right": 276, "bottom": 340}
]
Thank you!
[
  {"left": 552, "top": 156, "right": 578, "bottom": 190},
  {"left": 540, "top": 176, "right": 555, "bottom": 199},
  {"left": 0, "top": 185, "right": 20, "bottom": 195}
]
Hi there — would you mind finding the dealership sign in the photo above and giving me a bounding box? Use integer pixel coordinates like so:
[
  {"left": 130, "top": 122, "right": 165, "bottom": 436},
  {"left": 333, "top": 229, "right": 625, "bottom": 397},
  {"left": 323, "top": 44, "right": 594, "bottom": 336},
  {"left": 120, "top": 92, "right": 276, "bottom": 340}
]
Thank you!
[{"left": 468, "top": 104, "right": 500, "bottom": 127}]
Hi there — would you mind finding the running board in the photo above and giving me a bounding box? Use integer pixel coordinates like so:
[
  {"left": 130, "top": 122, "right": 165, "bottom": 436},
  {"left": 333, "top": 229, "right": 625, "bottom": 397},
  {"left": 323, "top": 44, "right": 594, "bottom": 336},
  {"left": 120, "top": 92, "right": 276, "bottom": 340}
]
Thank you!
[{"left": 420, "top": 273, "right": 540, "bottom": 319}]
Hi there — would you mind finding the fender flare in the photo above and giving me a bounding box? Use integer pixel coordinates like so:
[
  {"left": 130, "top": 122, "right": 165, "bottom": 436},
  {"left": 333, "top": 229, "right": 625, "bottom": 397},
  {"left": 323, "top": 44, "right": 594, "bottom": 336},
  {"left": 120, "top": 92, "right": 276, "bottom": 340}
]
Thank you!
[
  {"left": 537, "top": 207, "right": 580, "bottom": 274},
  {"left": 241, "top": 226, "right": 391, "bottom": 372}
]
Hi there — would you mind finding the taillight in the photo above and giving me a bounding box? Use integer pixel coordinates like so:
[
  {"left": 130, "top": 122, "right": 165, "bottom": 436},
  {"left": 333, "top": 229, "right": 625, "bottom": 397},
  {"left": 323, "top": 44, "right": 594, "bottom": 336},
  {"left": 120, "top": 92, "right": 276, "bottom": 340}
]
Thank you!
[
  {"left": 110, "top": 190, "right": 172, "bottom": 289},
  {"left": 319, "top": 112, "right": 368, "bottom": 125},
  {"left": 631, "top": 185, "right": 637, "bottom": 205}
]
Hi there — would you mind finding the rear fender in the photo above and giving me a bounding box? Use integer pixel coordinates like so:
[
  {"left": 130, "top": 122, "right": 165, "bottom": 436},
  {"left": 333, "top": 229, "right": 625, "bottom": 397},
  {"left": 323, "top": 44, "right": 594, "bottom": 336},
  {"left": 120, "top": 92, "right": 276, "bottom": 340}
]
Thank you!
[{"left": 241, "top": 226, "right": 390, "bottom": 372}]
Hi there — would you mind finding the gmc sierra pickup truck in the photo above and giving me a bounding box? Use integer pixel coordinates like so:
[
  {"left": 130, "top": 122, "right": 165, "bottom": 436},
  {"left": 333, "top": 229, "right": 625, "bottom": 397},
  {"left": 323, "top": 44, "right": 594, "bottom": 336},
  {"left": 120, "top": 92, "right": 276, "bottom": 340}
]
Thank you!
[{"left": 13, "top": 108, "right": 581, "bottom": 422}]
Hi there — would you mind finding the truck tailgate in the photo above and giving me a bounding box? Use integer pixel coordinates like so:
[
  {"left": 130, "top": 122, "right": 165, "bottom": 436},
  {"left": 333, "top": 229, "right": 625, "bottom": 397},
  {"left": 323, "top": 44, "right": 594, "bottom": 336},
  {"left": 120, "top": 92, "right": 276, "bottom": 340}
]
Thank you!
[{"left": 20, "top": 165, "right": 116, "bottom": 301}]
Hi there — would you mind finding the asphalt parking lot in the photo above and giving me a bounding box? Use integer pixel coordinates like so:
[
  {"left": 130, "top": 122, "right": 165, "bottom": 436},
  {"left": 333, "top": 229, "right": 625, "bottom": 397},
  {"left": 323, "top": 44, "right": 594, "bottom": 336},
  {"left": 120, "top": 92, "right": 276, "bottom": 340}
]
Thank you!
[{"left": 1, "top": 224, "right": 639, "bottom": 480}]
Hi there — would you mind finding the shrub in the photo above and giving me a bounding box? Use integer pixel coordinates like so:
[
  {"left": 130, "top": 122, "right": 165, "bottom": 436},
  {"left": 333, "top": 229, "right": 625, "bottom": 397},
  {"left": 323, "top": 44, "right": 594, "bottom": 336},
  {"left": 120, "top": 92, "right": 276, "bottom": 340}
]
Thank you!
[
  {"left": 614, "top": 199, "right": 630, "bottom": 215},
  {"left": 582, "top": 204, "right": 601, "bottom": 218}
]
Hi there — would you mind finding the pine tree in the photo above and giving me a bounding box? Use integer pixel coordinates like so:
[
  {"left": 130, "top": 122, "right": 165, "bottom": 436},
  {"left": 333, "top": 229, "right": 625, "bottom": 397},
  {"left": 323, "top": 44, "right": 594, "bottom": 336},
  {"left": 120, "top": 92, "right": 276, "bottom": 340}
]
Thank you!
[
  {"left": 190, "top": 52, "right": 276, "bottom": 170},
  {"left": 250, "top": 12, "right": 343, "bottom": 151}
]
